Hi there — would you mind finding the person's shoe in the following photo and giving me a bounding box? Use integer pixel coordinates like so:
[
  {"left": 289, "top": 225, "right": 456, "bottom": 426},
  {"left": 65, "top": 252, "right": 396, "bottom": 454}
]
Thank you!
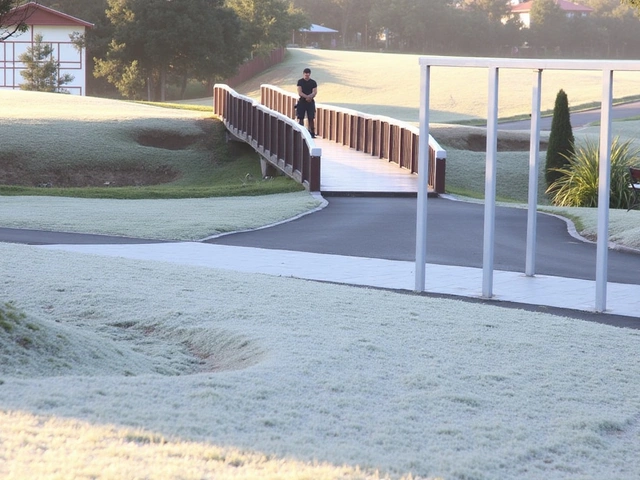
[{"left": 310, "top": 132, "right": 316, "bottom": 138}]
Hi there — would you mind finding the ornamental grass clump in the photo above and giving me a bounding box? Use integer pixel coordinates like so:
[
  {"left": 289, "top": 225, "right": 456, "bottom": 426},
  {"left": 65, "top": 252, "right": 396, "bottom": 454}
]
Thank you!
[{"left": 546, "top": 136, "right": 640, "bottom": 208}]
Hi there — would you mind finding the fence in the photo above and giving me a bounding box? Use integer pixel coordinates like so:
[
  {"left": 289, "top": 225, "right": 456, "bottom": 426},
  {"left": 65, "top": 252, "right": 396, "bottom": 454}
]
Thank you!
[
  {"left": 213, "top": 84, "right": 321, "bottom": 191},
  {"left": 224, "top": 48, "right": 286, "bottom": 88},
  {"left": 260, "top": 84, "right": 446, "bottom": 194}
]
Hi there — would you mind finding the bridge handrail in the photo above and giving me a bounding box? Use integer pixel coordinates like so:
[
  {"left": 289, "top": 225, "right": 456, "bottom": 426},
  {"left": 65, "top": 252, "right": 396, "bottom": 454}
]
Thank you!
[
  {"left": 213, "top": 84, "right": 321, "bottom": 191},
  {"left": 260, "top": 84, "right": 446, "bottom": 194}
]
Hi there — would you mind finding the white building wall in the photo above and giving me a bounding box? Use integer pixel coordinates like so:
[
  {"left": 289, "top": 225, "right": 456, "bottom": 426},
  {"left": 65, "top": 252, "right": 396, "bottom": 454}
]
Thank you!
[{"left": 0, "top": 25, "right": 88, "bottom": 95}]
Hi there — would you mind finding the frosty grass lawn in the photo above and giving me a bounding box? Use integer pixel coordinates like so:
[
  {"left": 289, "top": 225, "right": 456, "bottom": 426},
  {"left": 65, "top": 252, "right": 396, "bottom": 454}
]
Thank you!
[{"left": 2, "top": 194, "right": 640, "bottom": 480}]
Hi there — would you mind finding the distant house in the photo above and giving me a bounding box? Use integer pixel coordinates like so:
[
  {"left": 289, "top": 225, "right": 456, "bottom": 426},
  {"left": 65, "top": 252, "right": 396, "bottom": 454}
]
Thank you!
[
  {"left": 292, "top": 24, "right": 339, "bottom": 49},
  {"left": 0, "top": 2, "right": 93, "bottom": 95},
  {"left": 510, "top": 0, "right": 593, "bottom": 28}
]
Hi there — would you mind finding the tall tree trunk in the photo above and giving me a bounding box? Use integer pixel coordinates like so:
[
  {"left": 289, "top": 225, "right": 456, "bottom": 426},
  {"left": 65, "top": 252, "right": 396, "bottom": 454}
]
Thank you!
[
  {"left": 340, "top": 0, "right": 352, "bottom": 47},
  {"left": 180, "top": 74, "right": 188, "bottom": 100},
  {"left": 160, "top": 67, "right": 166, "bottom": 102}
]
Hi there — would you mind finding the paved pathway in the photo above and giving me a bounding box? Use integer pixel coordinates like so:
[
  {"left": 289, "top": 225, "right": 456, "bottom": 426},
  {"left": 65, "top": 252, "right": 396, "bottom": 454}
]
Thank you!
[
  {"left": 497, "top": 100, "right": 640, "bottom": 131},
  {"left": 41, "top": 241, "right": 640, "bottom": 323}
]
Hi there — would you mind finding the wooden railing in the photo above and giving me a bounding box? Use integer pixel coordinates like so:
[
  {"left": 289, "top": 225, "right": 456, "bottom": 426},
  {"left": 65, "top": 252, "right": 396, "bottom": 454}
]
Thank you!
[
  {"left": 213, "top": 84, "right": 321, "bottom": 191},
  {"left": 260, "top": 84, "right": 447, "bottom": 194}
]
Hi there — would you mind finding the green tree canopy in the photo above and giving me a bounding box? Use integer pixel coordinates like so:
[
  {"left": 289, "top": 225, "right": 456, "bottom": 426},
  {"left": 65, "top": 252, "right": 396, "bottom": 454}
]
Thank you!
[
  {"left": 95, "top": 0, "right": 247, "bottom": 101},
  {"left": 462, "top": 0, "right": 511, "bottom": 22},
  {"left": 620, "top": 0, "right": 640, "bottom": 9},
  {"left": 0, "top": 0, "right": 36, "bottom": 40},
  {"left": 226, "top": 0, "right": 307, "bottom": 56},
  {"left": 293, "top": 0, "right": 373, "bottom": 48},
  {"left": 528, "top": 0, "right": 567, "bottom": 49}
]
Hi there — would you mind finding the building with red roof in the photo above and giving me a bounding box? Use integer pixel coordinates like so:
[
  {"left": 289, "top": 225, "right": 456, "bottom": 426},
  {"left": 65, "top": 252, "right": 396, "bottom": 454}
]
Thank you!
[
  {"left": 511, "top": 0, "right": 594, "bottom": 28},
  {"left": 1, "top": 2, "right": 93, "bottom": 95}
]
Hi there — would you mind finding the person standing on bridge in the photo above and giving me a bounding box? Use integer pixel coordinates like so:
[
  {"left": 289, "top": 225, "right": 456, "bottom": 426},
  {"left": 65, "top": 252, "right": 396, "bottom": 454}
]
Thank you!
[{"left": 296, "top": 68, "right": 317, "bottom": 138}]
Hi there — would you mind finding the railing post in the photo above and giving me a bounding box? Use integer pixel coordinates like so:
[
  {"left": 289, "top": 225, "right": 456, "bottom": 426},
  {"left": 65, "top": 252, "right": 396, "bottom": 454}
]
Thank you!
[
  {"left": 411, "top": 131, "right": 419, "bottom": 174},
  {"left": 308, "top": 155, "right": 321, "bottom": 192},
  {"left": 435, "top": 157, "right": 446, "bottom": 194}
]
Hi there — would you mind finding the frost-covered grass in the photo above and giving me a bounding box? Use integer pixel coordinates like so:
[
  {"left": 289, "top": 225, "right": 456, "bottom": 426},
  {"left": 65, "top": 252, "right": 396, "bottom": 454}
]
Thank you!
[
  {"left": 0, "top": 192, "right": 322, "bottom": 240},
  {"left": 540, "top": 206, "right": 640, "bottom": 250},
  {"left": 1, "top": 90, "right": 209, "bottom": 170},
  {"left": 0, "top": 90, "right": 303, "bottom": 198},
  {"left": 1, "top": 242, "right": 640, "bottom": 480}
]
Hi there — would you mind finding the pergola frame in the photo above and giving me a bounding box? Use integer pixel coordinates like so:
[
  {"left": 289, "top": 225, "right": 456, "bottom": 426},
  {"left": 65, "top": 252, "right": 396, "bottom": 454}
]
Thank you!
[{"left": 415, "top": 56, "right": 640, "bottom": 313}]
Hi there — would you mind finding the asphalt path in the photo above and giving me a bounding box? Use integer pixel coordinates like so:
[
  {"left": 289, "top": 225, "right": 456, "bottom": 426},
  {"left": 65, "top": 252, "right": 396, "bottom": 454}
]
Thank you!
[
  {"left": 2, "top": 197, "right": 640, "bottom": 286},
  {"left": 0, "top": 228, "right": 166, "bottom": 246},
  {"left": 206, "top": 196, "right": 640, "bottom": 285},
  {"left": 497, "top": 100, "right": 640, "bottom": 130}
]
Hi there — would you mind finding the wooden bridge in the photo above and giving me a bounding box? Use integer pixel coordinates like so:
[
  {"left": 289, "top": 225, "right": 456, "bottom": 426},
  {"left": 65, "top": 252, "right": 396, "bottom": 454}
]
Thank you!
[{"left": 212, "top": 84, "right": 446, "bottom": 195}]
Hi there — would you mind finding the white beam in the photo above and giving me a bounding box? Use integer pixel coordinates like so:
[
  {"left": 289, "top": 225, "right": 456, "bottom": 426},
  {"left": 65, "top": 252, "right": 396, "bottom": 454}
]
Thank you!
[
  {"left": 417, "top": 56, "right": 640, "bottom": 312},
  {"left": 596, "top": 70, "right": 614, "bottom": 312},
  {"left": 525, "top": 69, "right": 542, "bottom": 276},
  {"left": 415, "top": 64, "right": 430, "bottom": 292},
  {"left": 482, "top": 66, "right": 499, "bottom": 298}
]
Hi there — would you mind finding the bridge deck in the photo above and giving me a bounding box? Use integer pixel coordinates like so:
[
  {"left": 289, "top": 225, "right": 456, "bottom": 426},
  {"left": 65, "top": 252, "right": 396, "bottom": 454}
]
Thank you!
[{"left": 316, "top": 138, "right": 420, "bottom": 195}]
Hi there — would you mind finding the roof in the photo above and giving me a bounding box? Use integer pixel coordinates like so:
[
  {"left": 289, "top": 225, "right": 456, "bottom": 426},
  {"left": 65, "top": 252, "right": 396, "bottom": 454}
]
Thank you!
[
  {"left": 4, "top": 2, "right": 94, "bottom": 28},
  {"left": 511, "top": 0, "right": 593, "bottom": 14},
  {"left": 300, "top": 24, "right": 339, "bottom": 34}
]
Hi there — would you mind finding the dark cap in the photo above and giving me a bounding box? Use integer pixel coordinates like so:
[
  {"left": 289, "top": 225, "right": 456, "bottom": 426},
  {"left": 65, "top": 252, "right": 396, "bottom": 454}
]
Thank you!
[{"left": 303, "top": 68, "right": 311, "bottom": 74}]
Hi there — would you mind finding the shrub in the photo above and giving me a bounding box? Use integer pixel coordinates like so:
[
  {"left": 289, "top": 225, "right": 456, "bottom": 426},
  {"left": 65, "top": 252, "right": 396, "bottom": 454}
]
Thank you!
[
  {"left": 546, "top": 136, "right": 640, "bottom": 208},
  {"left": 545, "top": 89, "right": 574, "bottom": 188}
]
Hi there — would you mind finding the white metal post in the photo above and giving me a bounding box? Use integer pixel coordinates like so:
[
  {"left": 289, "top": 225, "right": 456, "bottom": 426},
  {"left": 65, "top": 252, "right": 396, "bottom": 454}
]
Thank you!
[
  {"left": 415, "top": 64, "right": 430, "bottom": 292},
  {"left": 595, "top": 69, "right": 613, "bottom": 312},
  {"left": 525, "top": 69, "right": 543, "bottom": 276},
  {"left": 482, "top": 67, "right": 499, "bottom": 298}
]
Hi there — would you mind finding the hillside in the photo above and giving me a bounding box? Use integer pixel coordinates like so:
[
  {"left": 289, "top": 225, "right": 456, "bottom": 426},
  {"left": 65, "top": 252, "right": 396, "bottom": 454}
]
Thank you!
[{"left": 230, "top": 48, "right": 640, "bottom": 124}]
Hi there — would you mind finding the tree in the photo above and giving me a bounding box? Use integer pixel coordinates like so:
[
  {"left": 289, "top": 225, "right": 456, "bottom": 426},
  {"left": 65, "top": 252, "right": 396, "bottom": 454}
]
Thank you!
[
  {"left": 620, "top": 0, "right": 640, "bottom": 9},
  {"left": 95, "top": 0, "right": 248, "bottom": 101},
  {"left": 293, "top": 0, "right": 372, "bottom": 48},
  {"left": 528, "top": 0, "right": 567, "bottom": 50},
  {"left": 38, "top": 1, "right": 116, "bottom": 95},
  {"left": 462, "top": 0, "right": 511, "bottom": 22},
  {"left": 227, "top": 0, "right": 307, "bottom": 57},
  {"left": 19, "top": 33, "right": 74, "bottom": 92},
  {"left": 545, "top": 89, "right": 574, "bottom": 188},
  {"left": 369, "top": 0, "right": 451, "bottom": 52},
  {"left": 0, "top": 0, "right": 36, "bottom": 41}
]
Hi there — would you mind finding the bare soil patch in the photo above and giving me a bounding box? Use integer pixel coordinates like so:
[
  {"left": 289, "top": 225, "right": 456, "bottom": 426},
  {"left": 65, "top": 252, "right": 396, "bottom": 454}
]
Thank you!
[
  {"left": 135, "top": 131, "right": 201, "bottom": 150},
  {"left": 0, "top": 156, "right": 180, "bottom": 188}
]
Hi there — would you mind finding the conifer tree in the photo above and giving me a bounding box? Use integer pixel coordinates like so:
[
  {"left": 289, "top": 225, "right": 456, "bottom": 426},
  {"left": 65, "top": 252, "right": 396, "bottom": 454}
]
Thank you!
[
  {"left": 545, "top": 89, "right": 574, "bottom": 188},
  {"left": 19, "top": 34, "right": 74, "bottom": 92}
]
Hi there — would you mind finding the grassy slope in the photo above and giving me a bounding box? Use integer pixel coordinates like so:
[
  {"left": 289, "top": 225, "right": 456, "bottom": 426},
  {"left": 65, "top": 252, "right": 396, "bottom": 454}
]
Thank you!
[
  {"left": 233, "top": 48, "right": 640, "bottom": 124},
  {"left": 0, "top": 90, "right": 303, "bottom": 198}
]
